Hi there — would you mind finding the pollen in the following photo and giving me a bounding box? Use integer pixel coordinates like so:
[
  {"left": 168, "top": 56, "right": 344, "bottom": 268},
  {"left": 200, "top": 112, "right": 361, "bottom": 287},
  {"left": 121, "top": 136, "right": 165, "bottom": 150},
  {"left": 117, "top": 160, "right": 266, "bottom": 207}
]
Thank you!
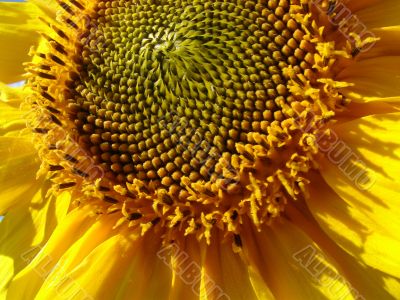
[{"left": 24, "top": 0, "right": 373, "bottom": 245}]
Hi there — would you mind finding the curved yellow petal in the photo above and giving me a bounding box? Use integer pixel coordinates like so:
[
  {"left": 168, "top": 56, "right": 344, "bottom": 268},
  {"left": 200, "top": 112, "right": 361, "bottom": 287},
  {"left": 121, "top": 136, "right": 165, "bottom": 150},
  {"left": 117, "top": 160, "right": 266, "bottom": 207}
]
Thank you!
[
  {"left": 0, "top": 82, "right": 26, "bottom": 103},
  {"left": 10, "top": 209, "right": 173, "bottom": 300},
  {"left": 202, "top": 232, "right": 270, "bottom": 300},
  {"left": 241, "top": 219, "right": 354, "bottom": 300},
  {"left": 0, "top": 2, "right": 45, "bottom": 83},
  {"left": 0, "top": 84, "right": 39, "bottom": 214},
  {"left": 161, "top": 232, "right": 275, "bottom": 300},
  {"left": 163, "top": 236, "right": 205, "bottom": 300},
  {"left": 359, "top": 26, "right": 400, "bottom": 61},
  {"left": 288, "top": 191, "right": 400, "bottom": 299},
  {"left": 317, "top": 112, "right": 400, "bottom": 279},
  {"left": 37, "top": 226, "right": 172, "bottom": 300},
  {"left": 0, "top": 136, "right": 40, "bottom": 214},
  {"left": 345, "top": 0, "right": 381, "bottom": 13},
  {"left": 337, "top": 56, "right": 400, "bottom": 102},
  {"left": 0, "top": 103, "right": 26, "bottom": 137},
  {"left": 336, "top": 101, "right": 400, "bottom": 124},
  {"left": 0, "top": 84, "right": 28, "bottom": 137},
  {"left": 349, "top": 26, "right": 400, "bottom": 106},
  {"left": 111, "top": 235, "right": 172, "bottom": 300},
  {"left": 35, "top": 232, "right": 156, "bottom": 300},
  {"left": 29, "top": 0, "right": 58, "bottom": 20},
  {"left": 0, "top": 255, "right": 12, "bottom": 300},
  {"left": 7, "top": 206, "right": 97, "bottom": 299},
  {"left": 247, "top": 265, "right": 275, "bottom": 300},
  {"left": 355, "top": 0, "right": 400, "bottom": 29},
  {"left": 0, "top": 190, "right": 70, "bottom": 297}
]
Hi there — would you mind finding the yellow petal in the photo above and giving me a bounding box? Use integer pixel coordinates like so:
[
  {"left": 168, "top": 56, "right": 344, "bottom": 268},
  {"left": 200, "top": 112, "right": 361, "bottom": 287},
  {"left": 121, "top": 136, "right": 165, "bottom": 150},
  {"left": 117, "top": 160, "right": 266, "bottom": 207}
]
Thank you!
[
  {"left": 247, "top": 265, "right": 275, "bottom": 300},
  {"left": 0, "top": 2, "right": 44, "bottom": 83},
  {"left": 0, "top": 255, "right": 13, "bottom": 299},
  {"left": 337, "top": 101, "right": 400, "bottom": 123},
  {"left": 35, "top": 231, "right": 144, "bottom": 299},
  {"left": 0, "top": 102, "right": 26, "bottom": 136},
  {"left": 0, "top": 84, "right": 39, "bottom": 213},
  {"left": 37, "top": 225, "right": 172, "bottom": 299},
  {"left": 29, "top": 0, "right": 58, "bottom": 20},
  {"left": 0, "top": 84, "right": 28, "bottom": 136},
  {"left": 345, "top": 0, "right": 380, "bottom": 13},
  {"left": 7, "top": 206, "right": 97, "bottom": 299},
  {"left": 241, "top": 218, "right": 354, "bottom": 299},
  {"left": 356, "top": 0, "right": 400, "bottom": 29},
  {"left": 111, "top": 234, "right": 172, "bottom": 300},
  {"left": 202, "top": 232, "right": 267, "bottom": 300},
  {"left": 382, "top": 276, "right": 400, "bottom": 299},
  {"left": 11, "top": 209, "right": 172, "bottom": 300},
  {"left": 0, "top": 190, "right": 70, "bottom": 297},
  {"left": 317, "top": 112, "right": 400, "bottom": 279},
  {"left": 359, "top": 26, "right": 400, "bottom": 60},
  {"left": 0, "top": 136, "right": 40, "bottom": 214},
  {"left": 288, "top": 191, "right": 400, "bottom": 299},
  {"left": 0, "top": 82, "right": 26, "bottom": 103},
  {"left": 337, "top": 56, "right": 400, "bottom": 102},
  {"left": 164, "top": 235, "right": 205, "bottom": 300}
]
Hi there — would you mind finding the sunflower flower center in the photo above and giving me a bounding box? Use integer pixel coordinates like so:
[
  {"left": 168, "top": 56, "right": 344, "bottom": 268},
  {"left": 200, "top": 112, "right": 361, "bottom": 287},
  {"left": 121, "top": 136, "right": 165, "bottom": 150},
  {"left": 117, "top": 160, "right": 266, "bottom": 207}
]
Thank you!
[
  {"left": 25, "top": 0, "right": 360, "bottom": 245},
  {"left": 71, "top": 0, "right": 303, "bottom": 194}
]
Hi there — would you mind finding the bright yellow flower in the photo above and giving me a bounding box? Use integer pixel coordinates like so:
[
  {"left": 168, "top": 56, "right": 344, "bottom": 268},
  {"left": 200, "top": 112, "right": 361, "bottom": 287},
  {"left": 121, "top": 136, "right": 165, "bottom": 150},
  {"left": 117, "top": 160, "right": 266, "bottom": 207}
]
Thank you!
[{"left": 1, "top": 0, "right": 400, "bottom": 299}]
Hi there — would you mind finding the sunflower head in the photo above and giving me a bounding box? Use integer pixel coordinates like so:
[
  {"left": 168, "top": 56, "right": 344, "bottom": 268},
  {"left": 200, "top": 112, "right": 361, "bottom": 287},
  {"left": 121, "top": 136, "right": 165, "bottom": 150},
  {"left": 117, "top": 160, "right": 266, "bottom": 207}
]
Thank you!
[
  {"left": 2, "top": 0, "right": 400, "bottom": 299},
  {"left": 21, "top": 0, "right": 377, "bottom": 246}
]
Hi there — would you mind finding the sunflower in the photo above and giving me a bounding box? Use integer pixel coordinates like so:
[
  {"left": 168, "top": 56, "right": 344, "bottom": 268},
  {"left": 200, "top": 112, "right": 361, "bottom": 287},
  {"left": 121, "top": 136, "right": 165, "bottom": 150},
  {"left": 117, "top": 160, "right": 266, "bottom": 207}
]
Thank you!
[{"left": 1, "top": 0, "right": 400, "bottom": 299}]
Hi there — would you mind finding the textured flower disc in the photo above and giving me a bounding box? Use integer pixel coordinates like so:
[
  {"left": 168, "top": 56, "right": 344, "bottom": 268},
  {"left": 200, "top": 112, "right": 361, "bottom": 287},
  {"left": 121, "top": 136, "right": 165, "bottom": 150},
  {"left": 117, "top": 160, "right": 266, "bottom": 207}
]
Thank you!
[{"left": 25, "top": 0, "right": 374, "bottom": 245}]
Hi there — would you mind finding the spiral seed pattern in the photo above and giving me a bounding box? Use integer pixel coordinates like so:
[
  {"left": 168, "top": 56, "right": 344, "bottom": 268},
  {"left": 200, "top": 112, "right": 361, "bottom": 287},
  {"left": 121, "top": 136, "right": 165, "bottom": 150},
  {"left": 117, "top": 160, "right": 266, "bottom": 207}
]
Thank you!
[{"left": 67, "top": 0, "right": 308, "bottom": 195}]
